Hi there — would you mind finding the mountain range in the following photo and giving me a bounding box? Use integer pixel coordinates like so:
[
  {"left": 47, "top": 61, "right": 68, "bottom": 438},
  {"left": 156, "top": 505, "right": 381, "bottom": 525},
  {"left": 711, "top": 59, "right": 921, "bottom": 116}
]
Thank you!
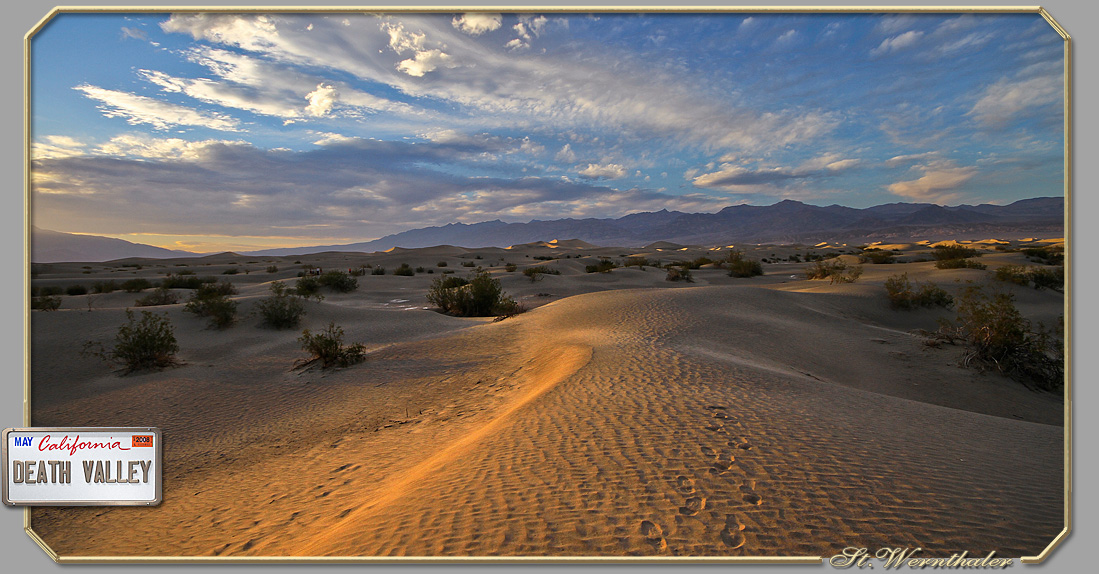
[{"left": 31, "top": 197, "right": 1064, "bottom": 262}]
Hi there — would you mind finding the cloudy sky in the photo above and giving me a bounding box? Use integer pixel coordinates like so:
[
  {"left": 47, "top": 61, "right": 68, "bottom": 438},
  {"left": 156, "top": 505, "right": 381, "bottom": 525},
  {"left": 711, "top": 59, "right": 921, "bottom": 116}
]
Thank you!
[{"left": 30, "top": 11, "right": 1065, "bottom": 252}]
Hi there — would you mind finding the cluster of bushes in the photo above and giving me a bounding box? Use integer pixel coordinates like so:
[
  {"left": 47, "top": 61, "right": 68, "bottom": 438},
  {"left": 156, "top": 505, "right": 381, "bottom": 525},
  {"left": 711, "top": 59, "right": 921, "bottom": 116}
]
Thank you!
[
  {"left": 298, "top": 323, "right": 367, "bottom": 368},
  {"left": 884, "top": 273, "right": 953, "bottom": 310},
  {"left": 935, "top": 258, "right": 987, "bottom": 270},
  {"left": 183, "top": 281, "right": 239, "bottom": 329},
  {"left": 623, "top": 256, "right": 652, "bottom": 269},
  {"left": 931, "top": 286, "right": 1063, "bottom": 393},
  {"left": 31, "top": 295, "right": 62, "bottom": 311},
  {"left": 371, "top": 266, "right": 386, "bottom": 276},
  {"left": 255, "top": 281, "right": 308, "bottom": 329},
  {"left": 994, "top": 265, "right": 1064, "bottom": 292},
  {"left": 504, "top": 262, "right": 518, "bottom": 272},
  {"left": 859, "top": 249, "right": 896, "bottom": 264},
  {"left": 427, "top": 269, "right": 522, "bottom": 317},
  {"left": 161, "top": 275, "right": 218, "bottom": 290},
  {"left": 266, "top": 265, "right": 279, "bottom": 273},
  {"left": 523, "top": 265, "right": 560, "bottom": 282},
  {"left": 1021, "top": 245, "right": 1064, "bottom": 266},
  {"left": 805, "top": 259, "right": 863, "bottom": 283},
  {"left": 135, "top": 287, "right": 180, "bottom": 307},
  {"left": 298, "top": 270, "right": 359, "bottom": 292},
  {"left": 461, "top": 261, "right": 477, "bottom": 268},
  {"left": 393, "top": 263, "right": 415, "bottom": 276},
  {"left": 665, "top": 266, "right": 693, "bottom": 282},
  {"left": 585, "top": 259, "right": 617, "bottom": 273},
  {"left": 723, "top": 250, "right": 763, "bottom": 278},
  {"left": 533, "top": 255, "right": 556, "bottom": 261}
]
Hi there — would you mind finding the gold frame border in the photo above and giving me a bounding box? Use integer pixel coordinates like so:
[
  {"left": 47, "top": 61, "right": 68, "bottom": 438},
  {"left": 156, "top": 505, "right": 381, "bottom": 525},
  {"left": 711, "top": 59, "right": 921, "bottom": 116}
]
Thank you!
[{"left": 20, "top": 5, "right": 1072, "bottom": 565}]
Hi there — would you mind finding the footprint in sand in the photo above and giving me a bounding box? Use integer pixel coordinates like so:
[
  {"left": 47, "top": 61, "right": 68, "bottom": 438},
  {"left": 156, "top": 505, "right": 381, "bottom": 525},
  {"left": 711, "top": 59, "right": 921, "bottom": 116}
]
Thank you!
[
  {"left": 710, "top": 458, "right": 735, "bottom": 475},
  {"left": 700, "top": 446, "right": 718, "bottom": 458},
  {"left": 720, "top": 515, "right": 748, "bottom": 549},
  {"left": 640, "top": 520, "right": 668, "bottom": 550},
  {"left": 676, "top": 475, "right": 696, "bottom": 494},
  {"left": 712, "top": 412, "right": 729, "bottom": 420},
  {"left": 707, "top": 405, "right": 727, "bottom": 410},
  {"left": 680, "top": 496, "right": 707, "bottom": 516},
  {"left": 705, "top": 423, "right": 727, "bottom": 434},
  {"left": 731, "top": 440, "right": 753, "bottom": 451},
  {"left": 740, "top": 483, "right": 763, "bottom": 506}
]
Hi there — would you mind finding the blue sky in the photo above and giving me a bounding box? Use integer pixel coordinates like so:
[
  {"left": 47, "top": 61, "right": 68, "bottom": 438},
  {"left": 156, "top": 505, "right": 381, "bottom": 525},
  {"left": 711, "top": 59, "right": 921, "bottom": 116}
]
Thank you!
[{"left": 30, "top": 11, "right": 1065, "bottom": 252}]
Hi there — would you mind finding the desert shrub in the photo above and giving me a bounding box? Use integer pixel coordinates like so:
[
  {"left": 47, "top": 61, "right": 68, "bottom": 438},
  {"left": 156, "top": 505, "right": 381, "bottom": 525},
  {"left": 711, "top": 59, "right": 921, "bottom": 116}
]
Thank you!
[
  {"left": 38, "top": 286, "right": 63, "bottom": 297},
  {"left": 523, "top": 265, "right": 559, "bottom": 282},
  {"left": 295, "top": 275, "right": 322, "bottom": 296},
  {"left": 1029, "top": 266, "right": 1064, "bottom": 292},
  {"left": 934, "top": 287, "right": 1063, "bottom": 392},
  {"left": 1022, "top": 246, "right": 1064, "bottom": 265},
  {"left": 665, "top": 266, "right": 693, "bottom": 282},
  {"left": 691, "top": 256, "right": 714, "bottom": 268},
  {"left": 175, "top": 269, "right": 195, "bottom": 275},
  {"left": 623, "top": 256, "right": 651, "bottom": 269},
  {"left": 884, "top": 273, "right": 953, "bottom": 310},
  {"left": 426, "top": 269, "right": 519, "bottom": 317},
  {"left": 135, "top": 287, "right": 180, "bottom": 307},
  {"left": 415, "top": 266, "right": 426, "bottom": 273},
  {"left": 859, "top": 250, "right": 896, "bottom": 264},
  {"left": 533, "top": 255, "right": 556, "bottom": 261},
  {"left": 585, "top": 259, "right": 617, "bottom": 273},
  {"left": 371, "top": 266, "right": 386, "bottom": 276},
  {"left": 255, "top": 281, "right": 307, "bottom": 329},
  {"left": 183, "top": 281, "right": 238, "bottom": 329},
  {"left": 84, "top": 309, "right": 179, "bottom": 373},
  {"left": 805, "top": 260, "right": 863, "bottom": 283},
  {"left": 932, "top": 245, "right": 981, "bottom": 261},
  {"left": 161, "top": 275, "right": 217, "bottom": 289},
  {"left": 222, "top": 268, "right": 239, "bottom": 275},
  {"left": 724, "top": 250, "right": 763, "bottom": 278},
  {"left": 994, "top": 265, "right": 1031, "bottom": 285},
  {"left": 266, "top": 265, "right": 279, "bottom": 273},
  {"left": 393, "top": 263, "right": 415, "bottom": 276},
  {"left": 298, "top": 323, "right": 367, "bottom": 369},
  {"left": 461, "top": 261, "right": 476, "bottom": 268},
  {"left": 319, "top": 270, "right": 358, "bottom": 292},
  {"left": 120, "top": 278, "right": 153, "bottom": 293},
  {"left": 935, "top": 258, "right": 987, "bottom": 270},
  {"left": 31, "top": 296, "right": 62, "bottom": 311},
  {"left": 66, "top": 284, "right": 88, "bottom": 296},
  {"left": 437, "top": 261, "right": 448, "bottom": 267},
  {"left": 504, "top": 262, "right": 517, "bottom": 272}
]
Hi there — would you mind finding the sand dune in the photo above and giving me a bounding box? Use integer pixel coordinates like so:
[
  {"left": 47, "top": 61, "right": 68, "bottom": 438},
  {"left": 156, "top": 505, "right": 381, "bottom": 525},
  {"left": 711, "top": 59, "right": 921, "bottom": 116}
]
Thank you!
[{"left": 28, "top": 240, "right": 1064, "bottom": 558}]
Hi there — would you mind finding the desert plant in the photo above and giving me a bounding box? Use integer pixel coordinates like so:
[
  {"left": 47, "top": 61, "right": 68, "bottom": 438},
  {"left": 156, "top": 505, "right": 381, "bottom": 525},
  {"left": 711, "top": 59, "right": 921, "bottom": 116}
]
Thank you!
[
  {"left": 161, "top": 275, "right": 217, "bottom": 289},
  {"left": 295, "top": 275, "right": 322, "bottom": 296},
  {"left": 255, "top": 281, "right": 307, "bottom": 329},
  {"left": 665, "top": 266, "right": 693, "bottom": 282},
  {"left": 1021, "top": 246, "right": 1064, "bottom": 265},
  {"left": 92, "top": 280, "right": 119, "bottom": 294},
  {"left": 504, "top": 262, "right": 518, "bottom": 272},
  {"left": 31, "top": 295, "right": 62, "bottom": 311},
  {"left": 935, "top": 258, "right": 987, "bottom": 270},
  {"left": 222, "top": 268, "right": 239, "bottom": 275},
  {"left": 1029, "top": 266, "right": 1064, "bottom": 292},
  {"left": 38, "top": 286, "right": 63, "bottom": 297},
  {"left": 84, "top": 309, "right": 179, "bottom": 373},
  {"left": 393, "top": 263, "right": 415, "bottom": 276},
  {"left": 427, "top": 269, "right": 520, "bottom": 317},
  {"left": 183, "top": 281, "right": 238, "bottom": 329},
  {"left": 135, "top": 287, "right": 180, "bottom": 307},
  {"left": 884, "top": 273, "right": 953, "bottom": 310},
  {"left": 859, "top": 250, "right": 896, "bottom": 264},
  {"left": 298, "top": 323, "right": 366, "bottom": 368},
  {"left": 932, "top": 245, "right": 981, "bottom": 261},
  {"left": 120, "top": 278, "right": 154, "bottom": 293},
  {"left": 461, "top": 261, "right": 476, "bottom": 268},
  {"left": 724, "top": 250, "right": 763, "bottom": 278},
  {"left": 805, "top": 260, "right": 863, "bottom": 283},
  {"left": 266, "top": 265, "right": 279, "bottom": 273},
  {"left": 994, "top": 264, "right": 1031, "bottom": 285},
  {"left": 371, "top": 266, "right": 386, "bottom": 276},
  {"left": 585, "top": 259, "right": 617, "bottom": 273},
  {"left": 623, "top": 256, "right": 650, "bottom": 269},
  {"left": 415, "top": 266, "right": 426, "bottom": 273},
  {"left": 934, "top": 287, "right": 1063, "bottom": 392},
  {"left": 66, "top": 284, "right": 88, "bottom": 296},
  {"left": 523, "top": 265, "right": 560, "bottom": 282}
]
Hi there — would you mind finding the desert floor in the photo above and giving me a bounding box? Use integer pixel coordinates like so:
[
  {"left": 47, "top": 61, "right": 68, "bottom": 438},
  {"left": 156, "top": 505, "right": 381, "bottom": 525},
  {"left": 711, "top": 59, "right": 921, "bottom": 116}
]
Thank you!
[{"left": 27, "top": 239, "right": 1065, "bottom": 558}]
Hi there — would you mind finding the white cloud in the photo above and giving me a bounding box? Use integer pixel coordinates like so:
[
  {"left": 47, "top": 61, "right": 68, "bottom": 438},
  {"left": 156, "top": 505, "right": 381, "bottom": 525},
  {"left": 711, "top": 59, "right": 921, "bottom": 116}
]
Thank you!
[
  {"left": 578, "top": 163, "right": 628, "bottom": 179},
  {"left": 397, "top": 49, "right": 455, "bottom": 77},
  {"left": 96, "top": 134, "right": 250, "bottom": 159},
  {"left": 969, "top": 68, "right": 1063, "bottom": 128},
  {"left": 871, "top": 30, "right": 924, "bottom": 56},
  {"left": 884, "top": 151, "right": 941, "bottom": 167},
  {"left": 452, "top": 13, "right": 502, "bottom": 36},
  {"left": 555, "top": 144, "right": 577, "bottom": 162},
  {"left": 304, "top": 83, "right": 338, "bottom": 116},
  {"left": 385, "top": 22, "right": 426, "bottom": 54},
  {"left": 777, "top": 30, "right": 797, "bottom": 43},
  {"left": 887, "top": 161, "right": 977, "bottom": 203},
  {"left": 73, "top": 84, "right": 241, "bottom": 131}
]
